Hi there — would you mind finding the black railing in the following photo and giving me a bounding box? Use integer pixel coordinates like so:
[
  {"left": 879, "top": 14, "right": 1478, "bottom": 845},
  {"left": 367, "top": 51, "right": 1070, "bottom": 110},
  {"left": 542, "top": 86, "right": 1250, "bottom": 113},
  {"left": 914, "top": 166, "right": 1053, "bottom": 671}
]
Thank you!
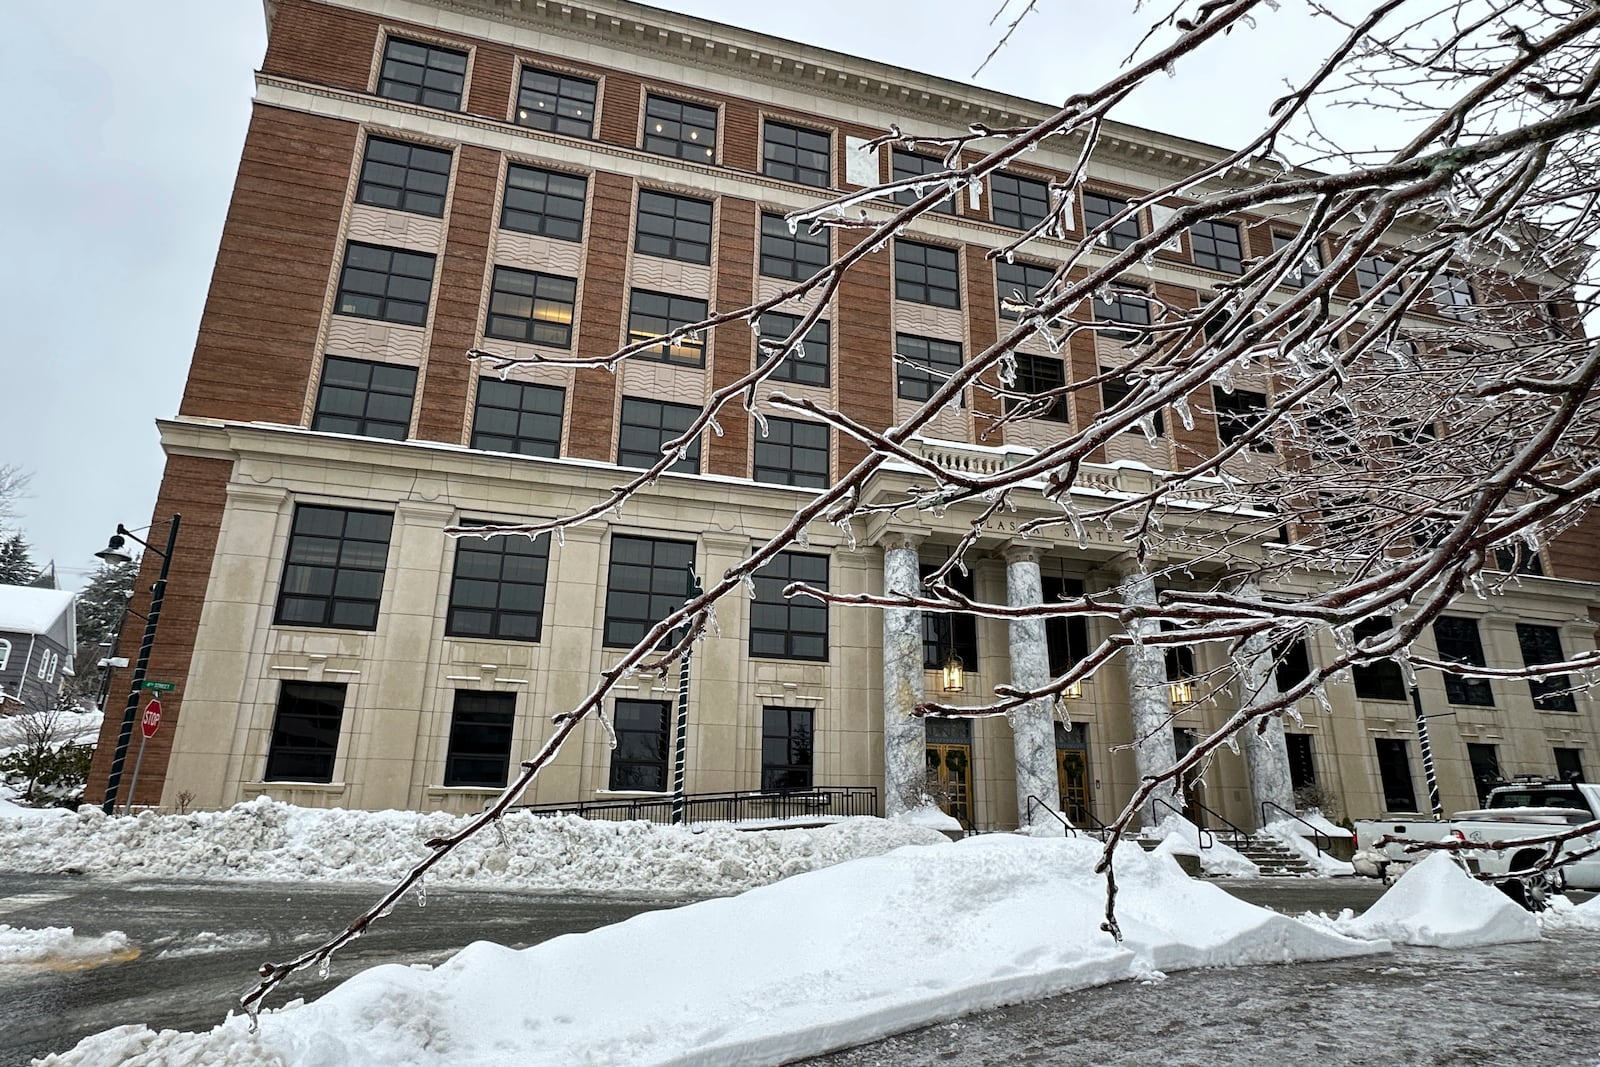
[
  {"left": 1025, "top": 795, "right": 1077, "bottom": 836},
  {"left": 1189, "top": 795, "right": 1250, "bottom": 846},
  {"left": 514, "top": 786, "right": 878, "bottom": 826},
  {"left": 1152, "top": 797, "right": 1214, "bottom": 850},
  {"left": 1261, "top": 800, "right": 1335, "bottom": 859}
]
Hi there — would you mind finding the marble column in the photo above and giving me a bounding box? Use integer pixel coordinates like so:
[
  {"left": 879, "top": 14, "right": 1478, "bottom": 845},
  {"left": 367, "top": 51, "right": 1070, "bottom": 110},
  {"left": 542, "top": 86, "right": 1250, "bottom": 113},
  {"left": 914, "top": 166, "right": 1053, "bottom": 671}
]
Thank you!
[
  {"left": 1005, "top": 546, "right": 1065, "bottom": 833},
  {"left": 1234, "top": 581, "right": 1296, "bottom": 826},
  {"left": 1118, "top": 563, "right": 1176, "bottom": 827},
  {"left": 881, "top": 535, "right": 927, "bottom": 817}
]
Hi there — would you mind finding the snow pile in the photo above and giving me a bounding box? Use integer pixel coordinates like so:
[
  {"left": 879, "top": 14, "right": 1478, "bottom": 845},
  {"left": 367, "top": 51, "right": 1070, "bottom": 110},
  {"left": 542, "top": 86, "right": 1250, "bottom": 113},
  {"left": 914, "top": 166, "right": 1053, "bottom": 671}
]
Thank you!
[
  {"left": 1333, "top": 852, "right": 1539, "bottom": 947},
  {"left": 1147, "top": 814, "right": 1259, "bottom": 877},
  {"left": 39, "top": 834, "right": 1381, "bottom": 1067},
  {"left": 894, "top": 799, "right": 964, "bottom": 833},
  {"left": 0, "top": 797, "right": 949, "bottom": 895},
  {"left": 1539, "top": 893, "right": 1600, "bottom": 934},
  {"left": 0, "top": 924, "right": 131, "bottom": 966},
  {"left": 1263, "top": 814, "right": 1354, "bottom": 876}
]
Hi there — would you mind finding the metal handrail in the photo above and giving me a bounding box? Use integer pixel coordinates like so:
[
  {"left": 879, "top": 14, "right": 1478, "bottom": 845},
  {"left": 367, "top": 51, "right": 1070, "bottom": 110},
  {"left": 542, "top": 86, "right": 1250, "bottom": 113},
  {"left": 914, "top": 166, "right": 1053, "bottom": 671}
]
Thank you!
[
  {"left": 514, "top": 785, "right": 878, "bottom": 826},
  {"left": 1188, "top": 795, "right": 1250, "bottom": 846},
  {"left": 1260, "top": 800, "right": 1334, "bottom": 859},
  {"left": 1025, "top": 795, "right": 1077, "bottom": 836},
  {"left": 1152, "top": 797, "right": 1213, "bottom": 850}
]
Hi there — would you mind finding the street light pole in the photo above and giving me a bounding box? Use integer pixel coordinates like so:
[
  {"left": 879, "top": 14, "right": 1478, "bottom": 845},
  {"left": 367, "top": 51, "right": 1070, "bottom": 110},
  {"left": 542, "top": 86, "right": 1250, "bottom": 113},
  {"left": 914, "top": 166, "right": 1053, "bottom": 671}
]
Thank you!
[
  {"left": 1409, "top": 685, "right": 1444, "bottom": 820},
  {"left": 670, "top": 563, "right": 703, "bottom": 826},
  {"left": 100, "top": 515, "right": 181, "bottom": 814}
]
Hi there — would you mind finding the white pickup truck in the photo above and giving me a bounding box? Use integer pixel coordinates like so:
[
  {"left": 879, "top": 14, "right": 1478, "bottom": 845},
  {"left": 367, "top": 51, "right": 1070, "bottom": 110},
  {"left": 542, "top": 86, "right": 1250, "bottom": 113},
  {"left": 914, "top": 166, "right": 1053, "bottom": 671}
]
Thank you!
[{"left": 1355, "top": 779, "right": 1600, "bottom": 890}]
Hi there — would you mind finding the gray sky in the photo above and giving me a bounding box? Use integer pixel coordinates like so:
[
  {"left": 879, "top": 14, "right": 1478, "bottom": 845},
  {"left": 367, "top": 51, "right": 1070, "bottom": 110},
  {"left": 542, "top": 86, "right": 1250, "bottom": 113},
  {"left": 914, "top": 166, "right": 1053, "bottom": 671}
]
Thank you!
[{"left": 0, "top": 0, "right": 1336, "bottom": 587}]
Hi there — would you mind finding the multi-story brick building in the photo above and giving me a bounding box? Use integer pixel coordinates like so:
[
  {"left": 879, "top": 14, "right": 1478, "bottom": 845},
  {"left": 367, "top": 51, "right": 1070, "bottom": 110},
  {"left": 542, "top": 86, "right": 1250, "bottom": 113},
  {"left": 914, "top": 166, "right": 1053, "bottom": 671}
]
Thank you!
[{"left": 87, "top": 0, "right": 1600, "bottom": 829}]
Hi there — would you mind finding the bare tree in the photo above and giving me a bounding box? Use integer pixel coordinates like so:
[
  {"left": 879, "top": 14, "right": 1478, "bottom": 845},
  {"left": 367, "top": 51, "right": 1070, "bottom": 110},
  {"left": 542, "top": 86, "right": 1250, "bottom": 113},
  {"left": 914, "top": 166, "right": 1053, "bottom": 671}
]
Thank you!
[
  {"left": 0, "top": 465, "right": 28, "bottom": 523},
  {"left": 243, "top": 0, "right": 1600, "bottom": 1013},
  {"left": 0, "top": 697, "right": 93, "bottom": 807}
]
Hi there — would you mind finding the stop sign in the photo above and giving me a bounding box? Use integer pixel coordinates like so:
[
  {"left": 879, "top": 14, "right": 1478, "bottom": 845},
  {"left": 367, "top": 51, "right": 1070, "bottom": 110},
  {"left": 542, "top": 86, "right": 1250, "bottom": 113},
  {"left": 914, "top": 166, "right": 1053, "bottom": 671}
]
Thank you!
[{"left": 141, "top": 699, "right": 162, "bottom": 738}]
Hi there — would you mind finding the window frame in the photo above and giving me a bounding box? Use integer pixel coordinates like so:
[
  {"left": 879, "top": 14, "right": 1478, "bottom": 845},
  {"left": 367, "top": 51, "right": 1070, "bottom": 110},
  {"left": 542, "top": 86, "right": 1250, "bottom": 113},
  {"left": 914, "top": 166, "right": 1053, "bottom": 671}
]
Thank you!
[
  {"left": 759, "top": 213, "right": 830, "bottom": 282},
  {"left": 921, "top": 562, "right": 978, "bottom": 671},
  {"left": 762, "top": 120, "right": 831, "bottom": 188},
  {"left": 757, "top": 313, "right": 830, "bottom": 387},
  {"left": 1190, "top": 218, "right": 1244, "bottom": 274},
  {"left": 1351, "top": 617, "right": 1408, "bottom": 702},
  {"left": 1434, "top": 271, "right": 1477, "bottom": 321},
  {"left": 1212, "top": 387, "right": 1272, "bottom": 452},
  {"left": 1093, "top": 286, "right": 1151, "bottom": 340},
  {"left": 1100, "top": 366, "right": 1165, "bottom": 436},
  {"left": 753, "top": 417, "right": 830, "bottom": 489},
  {"left": 443, "top": 690, "right": 517, "bottom": 788},
  {"left": 1433, "top": 615, "right": 1495, "bottom": 707},
  {"left": 750, "top": 551, "right": 830, "bottom": 662},
  {"left": 1271, "top": 231, "right": 1321, "bottom": 289},
  {"left": 513, "top": 65, "right": 597, "bottom": 138},
  {"left": 893, "top": 240, "right": 961, "bottom": 308},
  {"left": 892, "top": 150, "right": 957, "bottom": 214},
  {"left": 1009, "top": 353, "right": 1070, "bottom": 423},
  {"left": 996, "top": 260, "right": 1056, "bottom": 321},
  {"left": 273, "top": 505, "right": 394, "bottom": 631},
  {"left": 626, "top": 289, "right": 708, "bottom": 367},
  {"left": 602, "top": 536, "right": 696, "bottom": 650},
  {"left": 500, "top": 164, "right": 587, "bottom": 242},
  {"left": 1040, "top": 574, "right": 1089, "bottom": 678},
  {"left": 376, "top": 37, "right": 468, "bottom": 111},
  {"left": 634, "top": 189, "right": 713, "bottom": 265},
  {"left": 334, "top": 242, "right": 436, "bottom": 326},
  {"left": 264, "top": 681, "right": 347, "bottom": 783},
  {"left": 470, "top": 378, "right": 564, "bottom": 458},
  {"left": 1082, "top": 191, "right": 1141, "bottom": 250},
  {"left": 445, "top": 525, "right": 551, "bottom": 642},
  {"left": 355, "top": 136, "right": 452, "bottom": 218},
  {"left": 484, "top": 266, "right": 576, "bottom": 348},
  {"left": 1516, "top": 622, "right": 1576, "bottom": 712},
  {"left": 609, "top": 698, "right": 671, "bottom": 791},
  {"left": 761, "top": 705, "right": 815, "bottom": 792},
  {"left": 311, "top": 356, "right": 418, "bottom": 441},
  {"left": 642, "top": 93, "right": 718, "bottom": 162},
  {"left": 990, "top": 172, "right": 1051, "bottom": 231},
  {"left": 895, "top": 333, "right": 964, "bottom": 403},
  {"left": 617, "top": 396, "right": 702, "bottom": 474},
  {"left": 1356, "top": 255, "right": 1401, "bottom": 307}
]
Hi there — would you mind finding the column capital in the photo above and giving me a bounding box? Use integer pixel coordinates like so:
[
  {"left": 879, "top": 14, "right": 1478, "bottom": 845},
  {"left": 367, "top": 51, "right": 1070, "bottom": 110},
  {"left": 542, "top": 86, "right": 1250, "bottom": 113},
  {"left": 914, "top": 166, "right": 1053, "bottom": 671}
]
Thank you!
[
  {"left": 875, "top": 528, "right": 927, "bottom": 554},
  {"left": 1002, "top": 542, "right": 1041, "bottom": 566}
]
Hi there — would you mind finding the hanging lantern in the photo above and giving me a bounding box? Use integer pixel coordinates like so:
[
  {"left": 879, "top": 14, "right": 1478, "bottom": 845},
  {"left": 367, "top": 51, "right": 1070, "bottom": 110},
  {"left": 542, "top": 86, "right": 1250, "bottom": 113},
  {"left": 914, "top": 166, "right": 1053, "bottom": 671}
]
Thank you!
[
  {"left": 1060, "top": 678, "right": 1085, "bottom": 701},
  {"left": 1168, "top": 679, "right": 1196, "bottom": 706},
  {"left": 940, "top": 649, "right": 966, "bottom": 693}
]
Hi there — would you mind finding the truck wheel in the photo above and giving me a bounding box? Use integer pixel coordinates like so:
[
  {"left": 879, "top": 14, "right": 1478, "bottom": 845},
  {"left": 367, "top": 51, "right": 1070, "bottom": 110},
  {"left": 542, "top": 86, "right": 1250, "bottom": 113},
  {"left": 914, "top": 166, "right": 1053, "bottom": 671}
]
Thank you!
[{"left": 1497, "top": 850, "right": 1551, "bottom": 912}]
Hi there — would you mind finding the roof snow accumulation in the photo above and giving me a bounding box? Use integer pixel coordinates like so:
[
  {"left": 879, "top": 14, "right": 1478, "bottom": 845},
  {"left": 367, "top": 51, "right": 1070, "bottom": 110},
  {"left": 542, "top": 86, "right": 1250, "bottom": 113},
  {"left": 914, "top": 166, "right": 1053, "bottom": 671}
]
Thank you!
[{"left": 0, "top": 585, "right": 75, "bottom": 636}]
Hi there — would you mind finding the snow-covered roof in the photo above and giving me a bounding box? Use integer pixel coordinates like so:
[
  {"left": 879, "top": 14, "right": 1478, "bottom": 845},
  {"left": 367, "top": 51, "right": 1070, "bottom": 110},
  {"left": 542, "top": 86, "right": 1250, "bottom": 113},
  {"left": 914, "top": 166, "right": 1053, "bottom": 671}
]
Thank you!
[{"left": 0, "top": 586, "right": 76, "bottom": 643}]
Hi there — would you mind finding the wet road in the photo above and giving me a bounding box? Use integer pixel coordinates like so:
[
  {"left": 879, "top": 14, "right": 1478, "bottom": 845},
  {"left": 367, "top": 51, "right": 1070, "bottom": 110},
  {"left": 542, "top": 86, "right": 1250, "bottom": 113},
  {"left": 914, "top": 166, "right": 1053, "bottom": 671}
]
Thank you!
[{"left": 0, "top": 873, "right": 678, "bottom": 1066}]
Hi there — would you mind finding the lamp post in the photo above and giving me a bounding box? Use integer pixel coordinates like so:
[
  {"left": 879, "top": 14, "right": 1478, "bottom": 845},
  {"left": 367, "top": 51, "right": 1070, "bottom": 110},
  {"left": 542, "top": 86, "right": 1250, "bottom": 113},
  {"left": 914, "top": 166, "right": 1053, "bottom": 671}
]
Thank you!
[
  {"left": 669, "top": 562, "right": 703, "bottom": 826},
  {"left": 96, "top": 516, "right": 181, "bottom": 814}
]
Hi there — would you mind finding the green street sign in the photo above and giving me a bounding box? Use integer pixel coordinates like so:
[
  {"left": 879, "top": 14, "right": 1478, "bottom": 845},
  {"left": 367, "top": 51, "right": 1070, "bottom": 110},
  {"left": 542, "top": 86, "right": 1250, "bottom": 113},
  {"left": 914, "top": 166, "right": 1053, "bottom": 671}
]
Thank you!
[{"left": 137, "top": 680, "right": 176, "bottom": 692}]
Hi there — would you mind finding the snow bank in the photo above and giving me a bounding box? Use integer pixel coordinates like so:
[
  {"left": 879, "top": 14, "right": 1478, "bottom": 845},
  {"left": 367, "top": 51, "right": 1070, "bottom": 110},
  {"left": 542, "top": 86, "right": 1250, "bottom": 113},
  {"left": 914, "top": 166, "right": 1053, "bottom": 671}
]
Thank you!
[
  {"left": 39, "top": 835, "right": 1381, "bottom": 1067},
  {"left": 1147, "top": 814, "right": 1259, "bottom": 877},
  {"left": 0, "top": 798, "right": 948, "bottom": 895},
  {"left": 1263, "top": 818, "right": 1354, "bottom": 876},
  {"left": 0, "top": 924, "right": 131, "bottom": 966},
  {"left": 1334, "top": 852, "right": 1539, "bottom": 947},
  {"left": 1540, "top": 893, "right": 1600, "bottom": 934},
  {"left": 893, "top": 799, "right": 964, "bottom": 833}
]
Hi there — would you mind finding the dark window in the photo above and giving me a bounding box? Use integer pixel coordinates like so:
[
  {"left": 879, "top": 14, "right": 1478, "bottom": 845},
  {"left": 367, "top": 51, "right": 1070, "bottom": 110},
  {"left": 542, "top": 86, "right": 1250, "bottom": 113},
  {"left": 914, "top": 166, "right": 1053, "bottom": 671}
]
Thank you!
[
  {"left": 312, "top": 357, "right": 417, "bottom": 440},
  {"left": 1435, "top": 272, "right": 1476, "bottom": 321},
  {"left": 1352, "top": 617, "right": 1407, "bottom": 701},
  {"left": 760, "top": 213, "right": 830, "bottom": 282},
  {"left": 618, "top": 397, "right": 701, "bottom": 474},
  {"left": 1101, "top": 367, "right": 1164, "bottom": 435},
  {"left": 1093, "top": 287, "right": 1151, "bottom": 340},
  {"left": 762, "top": 706, "right": 814, "bottom": 791},
  {"left": 758, "top": 313, "right": 830, "bottom": 387},
  {"left": 264, "top": 682, "right": 346, "bottom": 783},
  {"left": 1516, "top": 622, "right": 1575, "bottom": 711},
  {"left": 446, "top": 526, "right": 550, "bottom": 641},
  {"left": 1492, "top": 544, "right": 1544, "bottom": 575},
  {"left": 1275, "top": 638, "right": 1312, "bottom": 692},
  {"left": 602, "top": 536, "right": 695, "bottom": 649},
  {"left": 991, "top": 172, "right": 1050, "bottom": 230},
  {"left": 892, "top": 150, "right": 956, "bottom": 214},
  {"left": 643, "top": 94, "right": 716, "bottom": 161},
  {"left": 763, "top": 121, "right": 830, "bottom": 187},
  {"left": 896, "top": 334, "right": 963, "bottom": 402},
  {"left": 1163, "top": 622, "right": 1197, "bottom": 682},
  {"left": 1213, "top": 388, "right": 1271, "bottom": 451},
  {"left": 1467, "top": 742, "right": 1502, "bottom": 806},
  {"left": 335, "top": 243, "right": 436, "bottom": 326},
  {"left": 1271, "top": 231, "right": 1320, "bottom": 288},
  {"left": 500, "top": 165, "right": 587, "bottom": 241},
  {"left": 922, "top": 563, "right": 978, "bottom": 671},
  {"left": 356, "top": 137, "right": 451, "bottom": 217},
  {"left": 1286, "top": 732, "right": 1316, "bottom": 791},
  {"left": 1433, "top": 616, "right": 1494, "bottom": 706},
  {"left": 1009, "top": 354, "right": 1070, "bottom": 423},
  {"left": 750, "top": 552, "right": 829, "bottom": 661},
  {"left": 635, "top": 191, "right": 712, "bottom": 264},
  {"left": 444, "top": 691, "right": 516, "bottom": 787},
  {"left": 894, "top": 241, "right": 961, "bottom": 308},
  {"left": 485, "top": 267, "right": 576, "bottom": 347},
  {"left": 1041, "top": 574, "right": 1089, "bottom": 677},
  {"left": 470, "top": 378, "right": 564, "bottom": 457},
  {"left": 274, "top": 506, "right": 393, "bottom": 630},
  {"left": 1555, "top": 747, "right": 1585, "bottom": 782},
  {"left": 609, "top": 699, "right": 670, "bottom": 790},
  {"left": 996, "top": 260, "right": 1056, "bottom": 320},
  {"left": 1375, "top": 738, "right": 1419, "bottom": 812},
  {"left": 627, "top": 290, "right": 707, "bottom": 366},
  {"left": 377, "top": 38, "right": 467, "bottom": 111},
  {"left": 1190, "top": 219, "right": 1244, "bottom": 273},
  {"left": 514, "top": 67, "right": 596, "bottom": 138},
  {"left": 1082, "top": 192, "right": 1140, "bottom": 250},
  {"left": 754, "top": 417, "right": 830, "bottom": 489},
  {"left": 1356, "top": 256, "right": 1401, "bottom": 306}
]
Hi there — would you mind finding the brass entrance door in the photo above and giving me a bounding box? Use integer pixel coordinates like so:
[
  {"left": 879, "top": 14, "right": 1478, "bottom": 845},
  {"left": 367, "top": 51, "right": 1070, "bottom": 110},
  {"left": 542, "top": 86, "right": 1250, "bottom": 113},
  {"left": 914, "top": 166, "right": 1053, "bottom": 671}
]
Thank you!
[
  {"left": 925, "top": 743, "right": 971, "bottom": 825},
  {"left": 1056, "top": 749, "right": 1091, "bottom": 825}
]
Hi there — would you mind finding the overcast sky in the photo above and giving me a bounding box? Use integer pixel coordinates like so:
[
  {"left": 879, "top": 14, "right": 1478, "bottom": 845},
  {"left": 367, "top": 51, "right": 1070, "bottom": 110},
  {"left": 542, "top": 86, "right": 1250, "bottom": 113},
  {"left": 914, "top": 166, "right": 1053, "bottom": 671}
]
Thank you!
[{"left": 0, "top": 0, "right": 1342, "bottom": 588}]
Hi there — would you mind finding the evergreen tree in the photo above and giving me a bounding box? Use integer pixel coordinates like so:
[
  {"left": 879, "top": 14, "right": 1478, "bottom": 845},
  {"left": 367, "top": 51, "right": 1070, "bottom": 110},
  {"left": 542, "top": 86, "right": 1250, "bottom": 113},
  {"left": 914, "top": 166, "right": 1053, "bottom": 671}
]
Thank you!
[
  {"left": 0, "top": 531, "right": 39, "bottom": 586},
  {"left": 70, "top": 559, "right": 138, "bottom": 703}
]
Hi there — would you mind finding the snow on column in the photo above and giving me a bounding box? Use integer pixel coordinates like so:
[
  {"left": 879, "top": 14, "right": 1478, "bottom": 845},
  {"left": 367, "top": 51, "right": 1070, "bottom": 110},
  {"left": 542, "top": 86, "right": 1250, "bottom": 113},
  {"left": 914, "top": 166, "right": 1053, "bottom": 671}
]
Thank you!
[
  {"left": 1117, "top": 561, "right": 1176, "bottom": 827},
  {"left": 881, "top": 534, "right": 927, "bottom": 818},
  {"left": 1233, "top": 582, "right": 1296, "bottom": 826},
  {"left": 1005, "top": 546, "right": 1064, "bottom": 833}
]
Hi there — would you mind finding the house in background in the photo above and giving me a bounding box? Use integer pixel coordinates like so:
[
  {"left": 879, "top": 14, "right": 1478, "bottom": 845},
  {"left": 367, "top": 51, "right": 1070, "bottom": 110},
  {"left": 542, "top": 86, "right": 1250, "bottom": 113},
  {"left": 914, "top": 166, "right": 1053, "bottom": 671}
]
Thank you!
[{"left": 0, "top": 586, "right": 77, "bottom": 715}]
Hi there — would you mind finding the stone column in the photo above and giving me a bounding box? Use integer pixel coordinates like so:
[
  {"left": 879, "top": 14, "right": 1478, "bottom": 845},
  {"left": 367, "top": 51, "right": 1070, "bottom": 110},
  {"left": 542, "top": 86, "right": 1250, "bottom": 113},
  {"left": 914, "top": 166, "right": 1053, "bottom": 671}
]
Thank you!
[
  {"left": 1234, "top": 580, "right": 1296, "bottom": 827},
  {"left": 1005, "top": 545, "right": 1064, "bottom": 833},
  {"left": 881, "top": 534, "right": 926, "bottom": 817},
  {"left": 1118, "top": 561, "right": 1176, "bottom": 827}
]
